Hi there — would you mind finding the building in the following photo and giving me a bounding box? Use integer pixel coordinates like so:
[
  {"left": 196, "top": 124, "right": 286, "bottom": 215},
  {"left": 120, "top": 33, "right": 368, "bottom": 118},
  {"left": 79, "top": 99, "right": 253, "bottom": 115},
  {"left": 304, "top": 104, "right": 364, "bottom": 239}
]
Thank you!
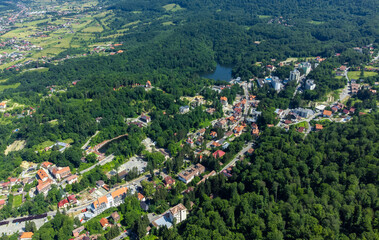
[
  {"left": 220, "top": 96, "right": 228, "bottom": 105},
  {"left": 36, "top": 169, "right": 49, "bottom": 182},
  {"left": 299, "top": 62, "right": 312, "bottom": 75},
  {"left": 168, "top": 203, "right": 187, "bottom": 224},
  {"left": 111, "top": 211, "right": 120, "bottom": 222},
  {"left": 178, "top": 163, "right": 205, "bottom": 184},
  {"left": 323, "top": 110, "right": 332, "bottom": 118},
  {"left": 164, "top": 176, "right": 175, "bottom": 187},
  {"left": 41, "top": 161, "right": 53, "bottom": 169},
  {"left": 100, "top": 218, "right": 109, "bottom": 229},
  {"left": 0, "top": 102, "right": 6, "bottom": 109},
  {"left": 51, "top": 166, "right": 71, "bottom": 180},
  {"left": 36, "top": 179, "right": 52, "bottom": 194},
  {"left": 315, "top": 124, "right": 323, "bottom": 131},
  {"left": 294, "top": 108, "right": 314, "bottom": 118},
  {"left": 212, "top": 150, "right": 226, "bottom": 159},
  {"left": 179, "top": 106, "right": 190, "bottom": 114},
  {"left": 140, "top": 114, "right": 151, "bottom": 123},
  {"left": 91, "top": 195, "right": 108, "bottom": 215},
  {"left": 19, "top": 232, "right": 33, "bottom": 240},
  {"left": 89, "top": 188, "right": 127, "bottom": 215},
  {"left": 65, "top": 175, "right": 78, "bottom": 184},
  {"left": 72, "top": 226, "right": 85, "bottom": 238},
  {"left": 137, "top": 193, "right": 146, "bottom": 201},
  {"left": 215, "top": 119, "right": 227, "bottom": 129},
  {"left": 270, "top": 77, "right": 282, "bottom": 91},
  {"left": 146, "top": 81, "right": 152, "bottom": 88},
  {"left": 186, "top": 137, "right": 194, "bottom": 147},
  {"left": 58, "top": 199, "right": 69, "bottom": 208},
  {"left": 289, "top": 69, "right": 300, "bottom": 82},
  {"left": 304, "top": 79, "right": 316, "bottom": 90}
]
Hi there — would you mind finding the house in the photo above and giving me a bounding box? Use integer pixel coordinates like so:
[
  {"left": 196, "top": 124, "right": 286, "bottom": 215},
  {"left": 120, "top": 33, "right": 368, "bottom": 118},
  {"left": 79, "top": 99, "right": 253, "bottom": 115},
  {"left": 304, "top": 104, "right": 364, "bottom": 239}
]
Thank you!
[
  {"left": 206, "top": 108, "right": 216, "bottom": 115},
  {"left": 91, "top": 195, "right": 109, "bottom": 215},
  {"left": 220, "top": 96, "right": 228, "bottom": 105},
  {"left": 140, "top": 114, "right": 151, "bottom": 123},
  {"left": 111, "top": 211, "right": 120, "bottom": 222},
  {"left": 58, "top": 199, "right": 69, "bottom": 208},
  {"left": 96, "top": 180, "right": 105, "bottom": 188},
  {"left": 212, "top": 150, "right": 225, "bottom": 159},
  {"left": 196, "top": 136, "right": 204, "bottom": 146},
  {"left": 215, "top": 119, "right": 227, "bottom": 129},
  {"left": 179, "top": 106, "right": 190, "bottom": 114},
  {"left": 186, "top": 137, "right": 194, "bottom": 147},
  {"left": 351, "top": 83, "right": 360, "bottom": 94},
  {"left": 297, "top": 127, "right": 305, "bottom": 133},
  {"left": 0, "top": 199, "right": 6, "bottom": 206},
  {"left": 36, "top": 179, "right": 52, "bottom": 194},
  {"left": 100, "top": 218, "right": 109, "bottom": 229},
  {"left": 164, "top": 176, "right": 175, "bottom": 187},
  {"left": 19, "top": 232, "right": 33, "bottom": 240},
  {"left": 41, "top": 161, "right": 53, "bottom": 169},
  {"left": 152, "top": 213, "right": 173, "bottom": 229},
  {"left": 140, "top": 201, "right": 149, "bottom": 211},
  {"left": 68, "top": 194, "right": 78, "bottom": 204},
  {"left": 197, "top": 170, "right": 216, "bottom": 185},
  {"left": 210, "top": 131, "right": 217, "bottom": 138},
  {"left": 72, "top": 226, "right": 85, "bottom": 238},
  {"left": 247, "top": 148, "right": 254, "bottom": 156},
  {"left": 210, "top": 141, "right": 221, "bottom": 148},
  {"left": 66, "top": 175, "right": 78, "bottom": 184},
  {"left": 51, "top": 166, "right": 71, "bottom": 180},
  {"left": 323, "top": 110, "right": 332, "bottom": 118},
  {"left": 343, "top": 109, "right": 349, "bottom": 115},
  {"left": 146, "top": 81, "right": 152, "bottom": 88},
  {"left": 111, "top": 187, "right": 128, "bottom": 206},
  {"left": 315, "top": 124, "right": 323, "bottom": 131},
  {"left": 349, "top": 107, "right": 356, "bottom": 114},
  {"left": 198, "top": 128, "right": 206, "bottom": 136},
  {"left": 331, "top": 107, "right": 338, "bottom": 113},
  {"left": 168, "top": 203, "right": 187, "bottom": 224},
  {"left": 118, "top": 170, "right": 128, "bottom": 179},
  {"left": 36, "top": 169, "right": 49, "bottom": 182},
  {"left": 137, "top": 193, "right": 145, "bottom": 201},
  {"left": 0, "top": 102, "right": 6, "bottom": 109},
  {"left": 294, "top": 108, "right": 314, "bottom": 118}
]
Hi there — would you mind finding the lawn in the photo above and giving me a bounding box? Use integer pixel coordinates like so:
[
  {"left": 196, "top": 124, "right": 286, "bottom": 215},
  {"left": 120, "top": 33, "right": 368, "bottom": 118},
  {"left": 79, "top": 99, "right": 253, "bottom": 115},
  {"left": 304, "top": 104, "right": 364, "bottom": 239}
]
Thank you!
[
  {"left": 162, "top": 21, "right": 175, "bottom": 26},
  {"left": 347, "top": 71, "right": 378, "bottom": 80},
  {"left": 162, "top": 3, "right": 184, "bottom": 12},
  {"left": 82, "top": 25, "right": 104, "bottom": 33},
  {"left": 34, "top": 140, "right": 55, "bottom": 151},
  {"left": 308, "top": 20, "right": 324, "bottom": 25},
  {"left": 258, "top": 15, "right": 271, "bottom": 19},
  {"left": 0, "top": 83, "right": 20, "bottom": 92},
  {"left": 13, "top": 194, "right": 23, "bottom": 208},
  {"left": 294, "top": 121, "right": 309, "bottom": 129}
]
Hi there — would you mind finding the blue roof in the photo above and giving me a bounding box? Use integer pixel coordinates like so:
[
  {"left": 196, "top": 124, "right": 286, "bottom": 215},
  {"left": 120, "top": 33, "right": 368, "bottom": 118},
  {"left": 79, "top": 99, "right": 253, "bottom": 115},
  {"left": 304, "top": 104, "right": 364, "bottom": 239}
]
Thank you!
[{"left": 153, "top": 214, "right": 172, "bottom": 228}]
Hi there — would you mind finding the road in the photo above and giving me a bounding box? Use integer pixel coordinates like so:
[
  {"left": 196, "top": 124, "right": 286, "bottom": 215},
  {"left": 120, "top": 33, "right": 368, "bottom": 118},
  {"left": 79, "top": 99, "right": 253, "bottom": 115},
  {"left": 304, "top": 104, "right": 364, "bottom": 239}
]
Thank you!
[
  {"left": 219, "top": 141, "right": 254, "bottom": 173},
  {"left": 81, "top": 131, "right": 99, "bottom": 150},
  {"left": 79, "top": 154, "right": 114, "bottom": 174}
]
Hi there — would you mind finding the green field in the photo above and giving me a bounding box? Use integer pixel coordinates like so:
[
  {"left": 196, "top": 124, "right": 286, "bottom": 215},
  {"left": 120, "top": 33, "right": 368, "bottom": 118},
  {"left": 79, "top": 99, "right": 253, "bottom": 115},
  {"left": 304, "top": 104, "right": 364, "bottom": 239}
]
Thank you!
[
  {"left": 308, "top": 20, "right": 324, "bottom": 25},
  {"left": 347, "top": 71, "right": 378, "bottom": 79},
  {"left": 163, "top": 3, "right": 184, "bottom": 12},
  {"left": 0, "top": 83, "right": 20, "bottom": 92},
  {"left": 258, "top": 15, "right": 271, "bottom": 19},
  {"left": 12, "top": 194, "right": 22, "bottom": 208}
]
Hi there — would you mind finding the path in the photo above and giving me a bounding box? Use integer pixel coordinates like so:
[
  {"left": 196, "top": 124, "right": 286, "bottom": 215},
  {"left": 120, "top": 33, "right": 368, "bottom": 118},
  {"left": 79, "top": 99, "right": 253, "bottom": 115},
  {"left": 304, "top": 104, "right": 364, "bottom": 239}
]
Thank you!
[
  {"left": 81, "top": 131, "right": 99, "bottom": 150},
  {"left": 219, "top": 141, "right": 254, "bottom": 173},
  {"left": 79, "top": 154, "right": 114, "bottom": 174}
]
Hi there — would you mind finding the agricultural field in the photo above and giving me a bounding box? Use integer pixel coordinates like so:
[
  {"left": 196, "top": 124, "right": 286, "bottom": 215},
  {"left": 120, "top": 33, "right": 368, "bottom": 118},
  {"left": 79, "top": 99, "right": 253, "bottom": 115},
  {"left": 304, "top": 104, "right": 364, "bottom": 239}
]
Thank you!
[{"left": 347, "top": 71, "right": 378, "bottom": 79}]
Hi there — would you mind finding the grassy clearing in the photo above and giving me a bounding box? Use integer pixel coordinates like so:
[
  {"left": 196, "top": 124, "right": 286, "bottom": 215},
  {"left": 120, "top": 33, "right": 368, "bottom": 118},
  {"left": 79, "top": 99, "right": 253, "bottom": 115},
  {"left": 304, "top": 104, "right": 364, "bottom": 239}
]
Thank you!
[
  {"left": 163, "top": 21, "right": 175, "bottom": 26},
  {"left": 294, "top": 121, "right": 309, "bottom": 129},
  {"left": 163, "top": 3, "right": 184, "bottom": 12},
  {"left": 13, "top": 195, "right": 22, "bottom": 208},
  {"left": 0, "top": 83, "right": 20, "bottom": 92},
  {"left": 347, "top": 71, "right": 378, "bottom": 79},
  {"left": 82, "top": 25, "right": 103, "bottom": 33},
  {"left": 258, "top": 15, "right": 271, "bottom": 19},
  {"left": 35, "top": 140, "right": 55, "bottom": 151},
  {"left": 308, "top": 20, "right": 324, "bottom": 25}
]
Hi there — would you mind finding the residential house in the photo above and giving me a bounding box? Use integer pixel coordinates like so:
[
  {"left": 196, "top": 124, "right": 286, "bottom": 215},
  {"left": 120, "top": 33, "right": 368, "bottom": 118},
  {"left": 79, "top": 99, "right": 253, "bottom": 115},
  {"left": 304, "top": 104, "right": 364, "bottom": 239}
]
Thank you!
[
  {"left": 212, "top": 150, "right": 225, "bottom": 159},
  {"left": 178, "top": 163, "right": 205, "bottom": 184},
  {"left": 210, "top": 131, "right": 217, "bottom": 139},
  {"left": 41, "top": 161, "right": 53, "bottom": 169},
  {"left": 206, "top": 108, "right": 216, "bottom": 115},
  {"left": 343, "top": 109, "right": 349, "bottom": 115},
  {"left": 323, "top": 110, "right": 332, "bottom": 118},
  {"left": 111, "top": 211, "right": 120, "bottom": 222},
  {"left": 68, "top": 194, "right": 78, "bottom": 204},
  {"left": 197, "top": 171, "right": 216, "bottom": 185},
  {"left": 65, "top": 175, "right": 78, "bottom": 184},
  {"left": 36, "top": 169, "right": 49, "bottom": 182},
  {"left": 351, "top": 83, "right": 360, "bottom": 94},
  {"left": 179, "top": 106, "right": 190, "bottom": 114},
  {"left": 58, "top": 199, "right": 69, "bottom": 208},
  {"left": 164, "top": 176, "right": 175, "bottom": 187},
  {"left": 72, "top": 226, "right": 85, "bottom": 238},
  {"left": 0, "top": 199, "right": 6, "bottom": 207},
  {"left": 247, "top": 148, "right": 255, "bottom": 156},
  {"left": 0, "top": 102, "right": 6, "bottom": 109},
  {"left": 96, "top": 180, "right": 105, "bottom": 188},
  {"left": 168, "top": 203, "right": 187, "bottom": 224},
  {"left": 51, "top": 166, "right": 71, "bottom": 180},
  {"left": 294, "top": 108, "right": 314, "bottom": 118},
  {"left": 297, "top": 127, "right": 305, "bottom": 133},
  {"left": 19, "top": 232, "right": 33, "bottom": 240},
  {"left": 215, "top": 119, "right": 227, "bottom": 129},
  {"left": 140, "top": 114, "right": 151, "bottom": 123},
  {"left": 220, "top": 96, "right": 228, "bottom": 105},
  {"left": 186, "top": 137, "right": 194, "bottom": 147},
  {"left": 36, "top": 179, "right": 52, "bottom": 194},
  {"left": 349, "top": 107, "right": 356, "bottom": 114},
  {"left": 196, "top": 136, "right": 204, "bottom": 146},
  {"left": 100, "top": 218, "right": 109, "bottom": 229},
  {"left": 146, "top": 81, "right": 152, "bottom": 88},
  {"left": 210, "top": 141, "right": 221, "bottom": 148},
  {"left": 315, "top": 124, "right": 323, "bottom": 131},
  {"left": 198, "top": 128, "right": 206, "bottom": 136},
  {"left": 137, "top": 193, "right": 146, "bottom": 201}
]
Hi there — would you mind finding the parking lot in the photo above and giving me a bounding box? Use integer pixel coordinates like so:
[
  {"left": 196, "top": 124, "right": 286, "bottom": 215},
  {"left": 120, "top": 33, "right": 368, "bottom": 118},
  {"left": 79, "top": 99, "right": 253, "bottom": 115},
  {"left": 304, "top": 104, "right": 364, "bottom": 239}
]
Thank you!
[
  {"left": 0, "top": 218, "right": 47, "bottom": 235},
  {"left": 119, "top": 156, "right": 147, "bottom": 174}
]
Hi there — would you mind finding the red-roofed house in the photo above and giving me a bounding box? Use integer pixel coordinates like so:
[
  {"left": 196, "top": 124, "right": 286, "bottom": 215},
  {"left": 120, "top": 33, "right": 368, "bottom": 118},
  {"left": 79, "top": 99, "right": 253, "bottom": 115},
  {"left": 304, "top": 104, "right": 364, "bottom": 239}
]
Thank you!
[
  {"left": 137, "top": 193, "right": 145, "bottom": 201},
  {"left": 41, "top": 162, "right": 53, "bottom": 169},
  {"left": 100, "top": 218, "right": 109, "bottom": 229},
  {"left": 58, "top": 199, "right": 69, "bottom": 208},
  {"left": 323, "top": 110, "right": 332, "bottom": 118},
  {"left": 164, "top": 176, "right": 175, "bottom": 187},
  {"left": 212, "top": 150, "right": 225, "bottom": 159}
]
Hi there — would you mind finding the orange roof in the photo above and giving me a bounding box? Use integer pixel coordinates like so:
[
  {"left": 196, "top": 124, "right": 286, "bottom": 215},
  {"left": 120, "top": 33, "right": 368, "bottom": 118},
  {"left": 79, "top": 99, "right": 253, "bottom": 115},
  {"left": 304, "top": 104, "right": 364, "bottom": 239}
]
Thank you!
[
  {"left": 99, "top": 218, "right": 109, "bottom": 227},
  {"left": 111, "top": 187, "right": 127, "bottom": 199},
  {"left": 57, "top": 166, "right": 70, "bottom": 174},
  {"left": 315, "top": 124, "right": 323, "bottom": 130},
  {"left": 41, "top": 161, "right": 53, "bottom": 168},
  {"left": 20, "top": 232, "right": 34, "bottom": 239},
  {"left": 93, "top": 195, "right": 108, "bottom": 209},
  {"left": 147, "top": 80, "right": 151, "bottom": 85},
  {"left": 323, "top": 110, "right": 332, "bottom": 116},
  {"left": 220, "top": 96, "right": 227, "bottom": 101},
  {"left": 117, "top": 50, "right": 123, "bottom": 53},
  {"left": 37, "top": 169, "right": 49, "bottom": 180},
  {"left": 137, "top": 193, "right": 145, "bottom": 201},
  {"left": 36, "top": 179, "right": 52, "bottom": 192},
  {"left": 0, "top": 102, "right": 6, "bottom": 106}
]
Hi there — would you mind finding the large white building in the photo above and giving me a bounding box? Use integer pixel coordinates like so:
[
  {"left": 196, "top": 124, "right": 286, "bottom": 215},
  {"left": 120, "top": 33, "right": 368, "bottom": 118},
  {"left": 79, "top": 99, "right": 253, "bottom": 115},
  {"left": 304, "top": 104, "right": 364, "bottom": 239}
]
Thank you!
[
  {"left": 89, "top": 187, "right": 128, "bottom": 216},
  {"left": 289, "top": 69, "right": 301, "bottom": 82},
  {"left": 304, "top": 79, "right": 316, "bottom": 90},
  {"left": 168, "top": 203, "right": 187, "bottom": 224}
]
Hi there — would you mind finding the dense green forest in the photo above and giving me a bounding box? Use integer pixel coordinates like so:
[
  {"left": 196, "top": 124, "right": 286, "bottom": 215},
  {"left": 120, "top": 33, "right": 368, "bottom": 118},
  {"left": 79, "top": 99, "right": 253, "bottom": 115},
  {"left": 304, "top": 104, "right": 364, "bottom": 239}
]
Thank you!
[{"left": 157, "top": 113, "right": 379, "bottom": 240}]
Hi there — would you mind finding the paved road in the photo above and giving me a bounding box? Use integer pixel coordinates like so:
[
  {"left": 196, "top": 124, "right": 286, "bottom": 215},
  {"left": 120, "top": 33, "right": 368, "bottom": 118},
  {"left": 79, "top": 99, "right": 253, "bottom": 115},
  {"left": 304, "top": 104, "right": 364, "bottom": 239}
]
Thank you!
[
  {"left": 79, "top": 154, "right": 114, "bottom": 174},
  {"left": 219, "top": 141, "right": 254, "bottom": 173},
  {"left": 81, "top": 131, "right": 99, "bottom": 150}
]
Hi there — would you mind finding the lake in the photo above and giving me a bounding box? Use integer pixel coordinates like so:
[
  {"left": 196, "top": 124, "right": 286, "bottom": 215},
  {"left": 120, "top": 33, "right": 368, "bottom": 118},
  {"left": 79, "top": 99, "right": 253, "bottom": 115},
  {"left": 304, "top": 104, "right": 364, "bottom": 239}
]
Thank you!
[{"left": 201, "top": 64, "right": 233, "bottom": 81}]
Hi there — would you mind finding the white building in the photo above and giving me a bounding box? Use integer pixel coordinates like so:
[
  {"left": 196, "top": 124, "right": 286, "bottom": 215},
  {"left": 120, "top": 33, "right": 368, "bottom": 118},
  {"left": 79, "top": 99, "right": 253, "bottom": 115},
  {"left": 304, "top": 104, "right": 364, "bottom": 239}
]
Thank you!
[
  {"left": 304, "top": 79, "right": 316, "bottom": 90},
  {"left": 179, "top": 106, "right": 190, "bottom": 114},
  {"left": 299, "top": 62, "right": 312, "bottom": 76},
  {"left": 168, "top": 203, "right": 187, "bottom": 224},
  {"left": 289, "top": 69, "right": 301, "bottom": 82}
]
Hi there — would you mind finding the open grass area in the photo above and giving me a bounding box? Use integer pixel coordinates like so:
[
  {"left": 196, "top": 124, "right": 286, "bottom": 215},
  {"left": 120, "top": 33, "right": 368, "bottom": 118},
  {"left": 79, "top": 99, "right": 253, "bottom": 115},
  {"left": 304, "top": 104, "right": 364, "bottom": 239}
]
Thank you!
[
  {"left": 308, "top": 20, "right": 324, "bottom": 25},
  {"left": 258, "top": 15, "right": 271, "bottom": 19},
  {"left": 34, "top": 140, "right": 55, "bottom": 151},
  {"left": 163, "top": 21, "right": 175, "bottom": 26},
  {"left": 347, "top": 71, "right": 378, "bottom": 79},
  {"left": 82, "top": 25, "right": 103, "bottom": 33},
  {"left": 163, "top": 3, "right": 184, "bottom": 12},
  {"left": 12, "top": 194, "right": 22, "bottom": 208},
  {"left": 294, "top": 121, "right": 309, "bottom": 129},
  {"left": 0, "top": 83, "right": 20, "bottom": 92}
]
